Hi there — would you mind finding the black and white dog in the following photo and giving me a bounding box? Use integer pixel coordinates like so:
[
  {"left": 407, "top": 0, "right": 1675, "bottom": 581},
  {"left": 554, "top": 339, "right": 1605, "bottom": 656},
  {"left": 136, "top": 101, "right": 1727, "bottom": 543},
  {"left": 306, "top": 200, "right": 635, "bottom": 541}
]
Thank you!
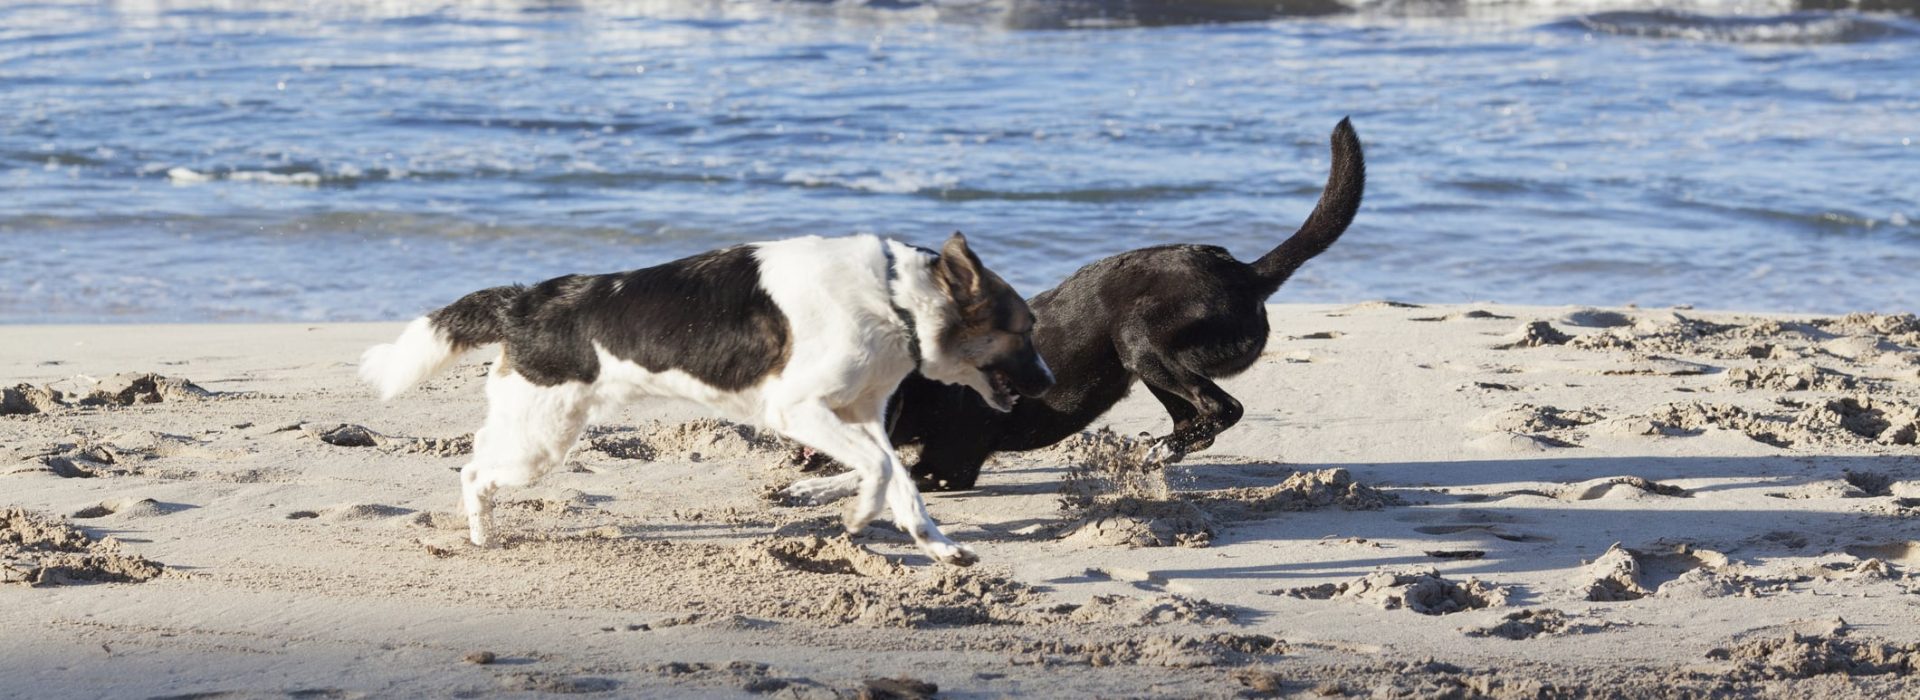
[
  {"left": 360, "top": 233, "right": 1053, "bottom": 566},
  {"left": 784, "top": 119, "right": 1363, "bottom": 501}
]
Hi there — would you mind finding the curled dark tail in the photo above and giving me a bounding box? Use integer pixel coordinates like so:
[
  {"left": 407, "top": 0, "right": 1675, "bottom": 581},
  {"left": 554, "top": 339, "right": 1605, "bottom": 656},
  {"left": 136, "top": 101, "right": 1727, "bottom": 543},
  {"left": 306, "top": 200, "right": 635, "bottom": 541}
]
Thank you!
[{"left": 1251, "top": 118, "right": 1366, "bottom": 297}]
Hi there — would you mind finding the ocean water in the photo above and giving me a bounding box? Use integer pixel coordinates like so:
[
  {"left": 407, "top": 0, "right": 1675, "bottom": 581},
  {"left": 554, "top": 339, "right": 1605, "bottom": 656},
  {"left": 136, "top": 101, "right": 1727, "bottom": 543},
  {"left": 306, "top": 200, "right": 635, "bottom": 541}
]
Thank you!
[{"left": 2, "top": 0, "right": 1916, "bottom": 322}]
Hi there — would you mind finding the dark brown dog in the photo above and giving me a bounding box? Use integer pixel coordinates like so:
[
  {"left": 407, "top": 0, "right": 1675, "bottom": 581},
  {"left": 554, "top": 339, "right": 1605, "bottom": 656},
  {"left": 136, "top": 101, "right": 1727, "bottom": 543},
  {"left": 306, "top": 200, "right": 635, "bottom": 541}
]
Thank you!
[{"left": 882, "top": 118, "right": 1365, "bottom": 491}]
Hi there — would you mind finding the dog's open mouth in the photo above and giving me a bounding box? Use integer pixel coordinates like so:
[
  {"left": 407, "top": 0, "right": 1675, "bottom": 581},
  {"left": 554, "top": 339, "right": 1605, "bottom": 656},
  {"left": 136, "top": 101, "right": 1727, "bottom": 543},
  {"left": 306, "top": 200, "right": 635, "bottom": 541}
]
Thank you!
[{"left": 987, "top": 370, "right": 1017, "bottom": 412}]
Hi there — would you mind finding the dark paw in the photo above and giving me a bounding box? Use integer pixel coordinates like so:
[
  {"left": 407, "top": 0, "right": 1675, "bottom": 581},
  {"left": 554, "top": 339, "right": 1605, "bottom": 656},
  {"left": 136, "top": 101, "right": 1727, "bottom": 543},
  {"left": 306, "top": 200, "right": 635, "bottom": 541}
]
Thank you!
[
  {"left": 787, "top": 446, "right": 833, "bottom": 472},
  {"left": 913, "top": 475, "right": 974, "bottom": 492}
]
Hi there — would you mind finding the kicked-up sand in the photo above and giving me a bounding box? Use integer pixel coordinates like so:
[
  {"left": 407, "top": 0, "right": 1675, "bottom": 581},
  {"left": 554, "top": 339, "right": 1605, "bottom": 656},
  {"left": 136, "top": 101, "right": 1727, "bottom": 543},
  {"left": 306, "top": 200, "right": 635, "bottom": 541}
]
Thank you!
[{"left": 5, "top": 303, "right": 1920, "bottom": 698}]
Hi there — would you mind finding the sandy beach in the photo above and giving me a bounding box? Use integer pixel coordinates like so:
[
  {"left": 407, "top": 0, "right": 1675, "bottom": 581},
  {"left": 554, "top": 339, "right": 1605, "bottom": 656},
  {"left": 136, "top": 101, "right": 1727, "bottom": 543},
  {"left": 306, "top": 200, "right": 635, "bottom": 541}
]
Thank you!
[{"left": 6, "top": 302, "right": 1920, "bottom": 698}]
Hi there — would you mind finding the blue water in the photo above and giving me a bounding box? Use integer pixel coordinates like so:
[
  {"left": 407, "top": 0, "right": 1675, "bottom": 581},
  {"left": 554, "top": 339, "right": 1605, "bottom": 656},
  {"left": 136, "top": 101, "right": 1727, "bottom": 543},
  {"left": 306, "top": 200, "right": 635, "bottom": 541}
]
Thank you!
[{"left": 2, "top": 0, "right": 1917, "bottom": 322}]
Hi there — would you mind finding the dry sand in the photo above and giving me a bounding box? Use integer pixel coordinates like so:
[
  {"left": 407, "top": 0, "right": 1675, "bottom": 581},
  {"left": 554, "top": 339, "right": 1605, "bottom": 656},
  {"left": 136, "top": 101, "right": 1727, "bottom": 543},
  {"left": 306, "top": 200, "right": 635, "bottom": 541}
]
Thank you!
[{"left": 5, "top": 304, "right": 1920, "bottom": 698}]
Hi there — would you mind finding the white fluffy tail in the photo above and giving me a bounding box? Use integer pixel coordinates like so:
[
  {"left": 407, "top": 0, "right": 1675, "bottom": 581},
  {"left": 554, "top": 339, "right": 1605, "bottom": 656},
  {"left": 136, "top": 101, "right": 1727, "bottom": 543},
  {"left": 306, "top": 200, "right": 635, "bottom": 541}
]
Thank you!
[{"left": 360, "top": 317, "right": 463, "bottom": 400}]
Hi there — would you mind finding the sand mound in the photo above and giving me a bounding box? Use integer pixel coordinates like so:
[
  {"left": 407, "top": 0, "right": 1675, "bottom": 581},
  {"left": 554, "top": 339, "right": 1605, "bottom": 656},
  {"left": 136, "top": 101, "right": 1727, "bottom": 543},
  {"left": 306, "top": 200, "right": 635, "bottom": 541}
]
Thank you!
[
  {"left": 1822, "top": 312, "right": 1920, "bottom": 339},
  {"left": 495, "top": 672, "right": 620, "bottom": 694},
  {"left": 500, "top": 488, "right": 597, "bottom": 515},
  {"left": 1471, "top": 404, "right": 1605, "bottom": 434},
  {"left": 0, "top": 383, "right": 65, "bottom": 415},
  {"left": 321, "top": 503, "right": 416, "bottom": 521},
  {"left": 386, "top": 434, "right": 473, "bottom": 457},
  {"left": 288, "top": 422, "right": 474, "bottom": 456},
  {"left": 1593, "top": 356, "right": 1715, "bottom": 377},
  {"left": 5, "top": 442, "right": 122, "bottom": 478},
  {"left": 859, "top": 676, "right": 938, "bottom": 700},
  {"left": 735, "top": 535, "right": 904, "bottom": 578},
  {"left": 1567, "top": 312, "right": 1734, "bottom": 354},
  {"left": 12, "top": 373, "right": 217, "bottom": 412},
  {"left": 299, "top": 423, "right": 384, "bottom": 447},
  {"left": 1787, "top": 557, "right": 1897, "bottom": 583},
  {"left": 1463, "top": 608, "right": 1605, "bottom": 640},
  {"left": 1275, "top": 570, "right": 1507, "bottom": 615},
  {"left": 0, "top": 431, "right": 206, "bottom": 478},
  {"left": 586, "top": 419, "right": 788, "bottom": 463},
  {"left": 1562, "top": 308, "right": 1635, "bottom": 328},
  {"left": 1558, "top": 312, "right": 1920, "bottom": 383},
  {"left": 1641, "top": 395, "right": 1920, "bottom": 448},
  {"left": 1709, "top": 624, "right": 1919, "bottom": 680},
  {"left": 103, "top": 430, "right": 210, "bottom": 459},
  {"left": 1556, "top": 476, "right": 1688, "bottom": 501},
  {"left": 1495, "top": 321, "right": 1572, "bottom": 348},
  {"left": 1196, "top": 469, "right": 1401, "bottom": 518},
  {"left": 1640, "top": 401, "right": 1790, "bottom": 446},
  {"left": 1062, "top": 594, "right": 1237, "bottom": 627},
  {"left": 87, "top": 373, "right": 213, "bottom": 405},
  {"left": 1789, "top": 396, "right": 1920, "bottom": 446},
  {"left": 70, "top": 497, "right": 173, "bottom": 519},
  {"left": 1574, "top": 543, "right": 1744, "bottom": 601},
  {"left": 1054, "top": 430, "right": 1395, "bottom": 548},
  {"left": 1005, "top": 632, "right": 1285, "bottom": 668},
  {"left": 1060, "top": 497, "right": 1216, "bottom": 548},
  {"left": 1409, "top": 309, "right": 1514, "bottom": 322},
  {"left": 635, "top": 661, "right": 835, "bottom": 697},
  {"left": 1726, "top": 364, "right": 1856, "bottom": 392},
  {"left": 1467, "top": 404, "right": 1605, "bottom": 448},
  {"left": 1, "top": 508, "right": 164, "bottom": 585}
]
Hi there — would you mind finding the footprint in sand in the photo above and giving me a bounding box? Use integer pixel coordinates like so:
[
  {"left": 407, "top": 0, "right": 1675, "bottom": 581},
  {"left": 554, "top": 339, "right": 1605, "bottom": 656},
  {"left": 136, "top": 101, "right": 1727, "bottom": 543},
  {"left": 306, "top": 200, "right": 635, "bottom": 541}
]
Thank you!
[
  {"left": 1399, "top": 510, "right": 1548, "bottom": 542},
  {"left": 1765, "top": 471, "right": 1897, "bottom": 500},
  {"left": 70, "top": 497, "right": 184, "bottom": 519},
  {"left": 1467, "top": 431, "right": 1577, "bottom": 452},
  {"left": 1412, "top": 524, "right": 1550, "bottom": 543},
  {"left": 1076, "top": 566, "right": 1198, "bottom": 595}
]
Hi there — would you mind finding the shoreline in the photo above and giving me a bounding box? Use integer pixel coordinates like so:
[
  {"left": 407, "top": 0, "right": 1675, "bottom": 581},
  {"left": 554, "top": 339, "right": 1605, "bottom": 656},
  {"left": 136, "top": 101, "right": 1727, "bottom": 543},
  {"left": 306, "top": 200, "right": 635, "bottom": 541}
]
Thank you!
[{"left": 5, "top": 302, "right": 1920, "bottom": 698}]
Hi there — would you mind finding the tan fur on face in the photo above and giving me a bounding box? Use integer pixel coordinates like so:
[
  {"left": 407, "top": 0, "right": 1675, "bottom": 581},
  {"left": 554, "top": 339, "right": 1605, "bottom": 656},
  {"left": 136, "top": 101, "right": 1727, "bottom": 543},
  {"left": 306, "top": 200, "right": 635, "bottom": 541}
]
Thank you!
[{"left": 931, "top": 233, "right": 1036, "bottom": 365}]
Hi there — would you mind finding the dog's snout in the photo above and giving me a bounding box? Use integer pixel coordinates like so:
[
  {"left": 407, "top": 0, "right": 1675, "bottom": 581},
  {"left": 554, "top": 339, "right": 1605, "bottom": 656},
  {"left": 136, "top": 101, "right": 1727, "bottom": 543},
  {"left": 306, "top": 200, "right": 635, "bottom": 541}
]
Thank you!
[{"left": 1015, "top": 353, "right": 1054, "bottom": 398}]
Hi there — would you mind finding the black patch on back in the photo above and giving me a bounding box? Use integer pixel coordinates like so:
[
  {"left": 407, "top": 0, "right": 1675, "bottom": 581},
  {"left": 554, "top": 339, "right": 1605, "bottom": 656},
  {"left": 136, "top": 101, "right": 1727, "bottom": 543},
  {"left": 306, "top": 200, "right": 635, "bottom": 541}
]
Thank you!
[{"left": 492, "top": 246, "right": 792, "bottom": 389}]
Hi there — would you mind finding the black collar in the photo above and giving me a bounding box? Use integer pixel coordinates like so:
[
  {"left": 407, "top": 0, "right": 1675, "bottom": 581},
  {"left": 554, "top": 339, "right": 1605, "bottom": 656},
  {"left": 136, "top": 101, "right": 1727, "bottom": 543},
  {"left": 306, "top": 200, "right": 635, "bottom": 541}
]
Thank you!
[{"left": 880, "top": 242, "right": 924, "bottom": 370}]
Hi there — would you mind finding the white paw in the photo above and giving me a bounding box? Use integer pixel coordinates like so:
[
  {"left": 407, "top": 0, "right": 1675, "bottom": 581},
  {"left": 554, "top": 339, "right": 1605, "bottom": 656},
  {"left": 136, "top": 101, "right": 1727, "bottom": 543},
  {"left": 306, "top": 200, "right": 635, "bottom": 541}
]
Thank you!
[
  {"left": 925, "top": 540, "right": 978, "bottom": 568},
  {"left": 780, "top": 475, "right": 859, "bottom": 505}
]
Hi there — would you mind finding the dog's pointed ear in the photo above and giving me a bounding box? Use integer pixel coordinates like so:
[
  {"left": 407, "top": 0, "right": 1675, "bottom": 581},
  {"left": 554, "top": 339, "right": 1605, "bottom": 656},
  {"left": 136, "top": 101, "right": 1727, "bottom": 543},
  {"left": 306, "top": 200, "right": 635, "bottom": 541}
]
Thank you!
[{"left": 936, "top": 231, "right": 985, "bottom": 300}]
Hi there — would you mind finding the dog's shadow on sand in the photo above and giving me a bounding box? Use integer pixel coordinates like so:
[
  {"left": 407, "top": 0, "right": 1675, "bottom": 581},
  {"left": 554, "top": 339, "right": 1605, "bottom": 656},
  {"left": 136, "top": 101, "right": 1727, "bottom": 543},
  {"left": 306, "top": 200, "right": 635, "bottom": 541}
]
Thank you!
[{"left": 949, "top": 453, "right": 1920, "bottom": 584}]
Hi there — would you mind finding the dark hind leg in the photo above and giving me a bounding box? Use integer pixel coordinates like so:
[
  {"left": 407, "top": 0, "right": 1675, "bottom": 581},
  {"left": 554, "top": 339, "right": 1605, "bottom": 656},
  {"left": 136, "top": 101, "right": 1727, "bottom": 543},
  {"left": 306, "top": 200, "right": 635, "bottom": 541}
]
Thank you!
[
  {"left": 910, "top": 428, "right": 999, "bottom": 492},
  {"left": 1146, "top": 383, "right": 1201, "bottom": 439},
  {"left": 1131, "top": 357, "right": 1244, "bottom": 460}
]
